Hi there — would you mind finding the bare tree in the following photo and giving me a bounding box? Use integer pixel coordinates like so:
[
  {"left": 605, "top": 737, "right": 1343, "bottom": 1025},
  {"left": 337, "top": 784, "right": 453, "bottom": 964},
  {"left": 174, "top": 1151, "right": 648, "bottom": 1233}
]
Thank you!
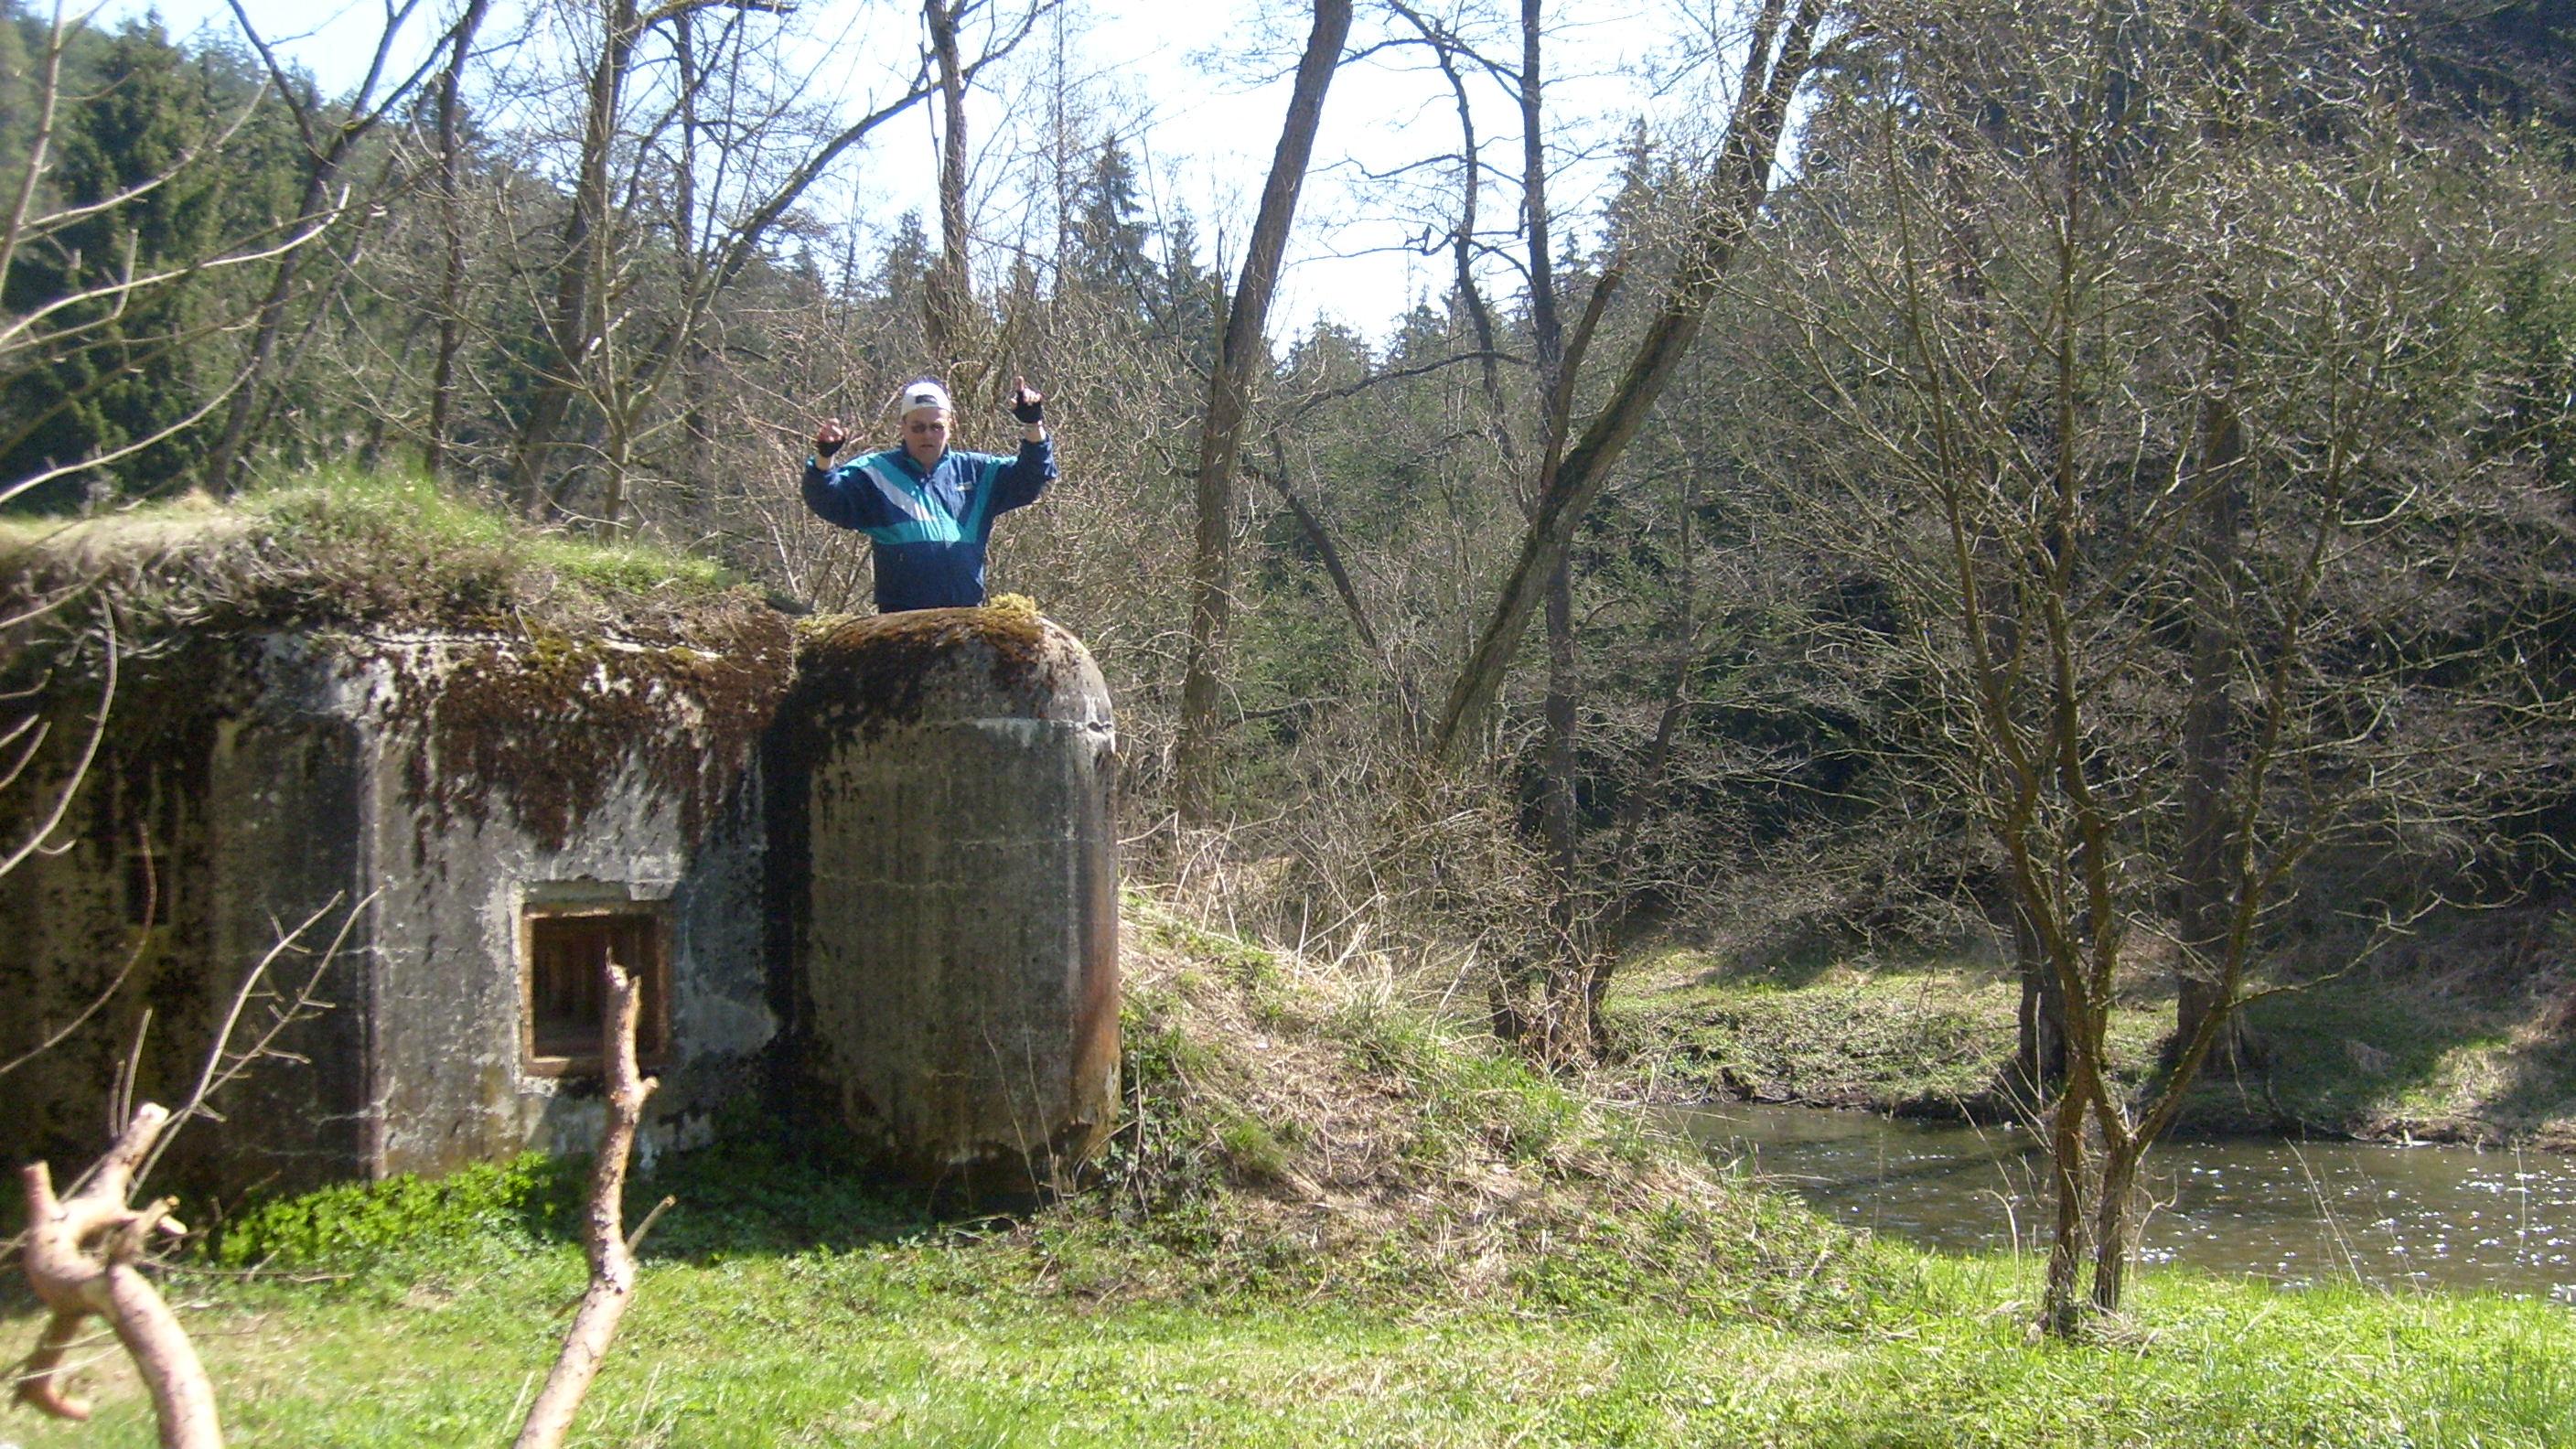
[
  {"left": 1382, "top": 0, "right": 1823, "bottom": 1060},
  {"left": 501, "top": 0, "right": 1051, "bottom": 526},
  {"left": 923, "top": 0, "right": 974, "bottom": 374},
  {"left": 1744, "top": 0, "right": 2558, "bottom": 1331},
  {"left": 1174, "top": 0, "right": 1356, "bottom": 824},
  {"left": 1428, "top": 0, "right": 1827, "bottom": 757},
  {"left": 197, "top": 0, "right": 474, "bottom": 492},
  {"left": 423, "top": 0, "right": 496, "bottom": 479}
]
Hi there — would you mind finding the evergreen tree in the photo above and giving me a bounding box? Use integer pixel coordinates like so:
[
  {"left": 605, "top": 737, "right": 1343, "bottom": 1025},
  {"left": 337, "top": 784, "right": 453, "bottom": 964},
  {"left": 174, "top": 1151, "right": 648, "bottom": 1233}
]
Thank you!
[
  {"left": 1152, "top": 210, "right": 1219, "bottom": 367},
  {"left": 0, "top": 17, "right": 294, "bottom": 505},
  {"left": 1065, "top": 139, "right": 1157, "bottom": 310}
]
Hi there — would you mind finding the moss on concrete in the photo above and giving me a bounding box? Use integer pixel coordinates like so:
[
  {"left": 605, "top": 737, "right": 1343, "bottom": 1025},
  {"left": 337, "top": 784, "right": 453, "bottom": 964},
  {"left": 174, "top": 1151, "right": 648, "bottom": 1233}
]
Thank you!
[
  {"left": 385, "top": 606, "right": 794, "bottom": 851},
  {"left": 788, "top": 604, "right": 1058, "bottom": 740}
]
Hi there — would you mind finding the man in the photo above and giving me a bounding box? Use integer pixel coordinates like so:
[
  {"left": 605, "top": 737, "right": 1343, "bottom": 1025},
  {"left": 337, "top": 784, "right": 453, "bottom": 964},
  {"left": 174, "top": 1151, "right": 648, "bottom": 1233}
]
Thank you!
[{"left": 802, "top": 377, "right": 1053, "bottom": 613}]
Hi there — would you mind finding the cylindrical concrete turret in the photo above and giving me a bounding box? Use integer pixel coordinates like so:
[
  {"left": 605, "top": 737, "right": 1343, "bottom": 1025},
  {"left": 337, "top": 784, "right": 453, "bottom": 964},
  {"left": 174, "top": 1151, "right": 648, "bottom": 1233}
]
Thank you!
[{"left": 781, "top": 606, "right": 1119, "bottom": 1192}]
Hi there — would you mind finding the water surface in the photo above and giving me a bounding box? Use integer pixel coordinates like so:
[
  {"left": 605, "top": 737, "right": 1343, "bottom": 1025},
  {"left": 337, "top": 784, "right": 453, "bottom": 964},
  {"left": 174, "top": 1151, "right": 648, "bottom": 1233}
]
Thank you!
[{"left": 1667, "top": 1101, "right": 2576, "bottom": 1297}]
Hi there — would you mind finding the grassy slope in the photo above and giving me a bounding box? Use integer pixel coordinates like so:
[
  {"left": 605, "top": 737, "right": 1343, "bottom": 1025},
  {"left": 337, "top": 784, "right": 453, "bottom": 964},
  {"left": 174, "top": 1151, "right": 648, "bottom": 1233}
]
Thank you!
[
  {"left": 7, "top": 900, "right": 2575, "bottom": 1446},
  {"left": 1605, "top": 912, "right": 2576, "bottom": 1145}
]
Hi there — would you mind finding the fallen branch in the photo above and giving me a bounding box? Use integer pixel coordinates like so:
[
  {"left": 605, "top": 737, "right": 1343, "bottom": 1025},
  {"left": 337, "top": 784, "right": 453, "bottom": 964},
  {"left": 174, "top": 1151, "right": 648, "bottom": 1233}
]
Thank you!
[
  {"left": 512, "top": 958, "right": 658, "bottom": 1449},
  {"left": 16, "top": 1102, "right": 222, "bottom": 1449}
]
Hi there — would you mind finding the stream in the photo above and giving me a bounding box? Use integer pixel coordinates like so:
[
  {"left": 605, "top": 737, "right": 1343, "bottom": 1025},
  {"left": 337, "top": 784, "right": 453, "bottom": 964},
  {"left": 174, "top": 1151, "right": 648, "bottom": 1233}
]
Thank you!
[{"left": 1666, "top": 1102, "right": 2576, "bottom": 1298}]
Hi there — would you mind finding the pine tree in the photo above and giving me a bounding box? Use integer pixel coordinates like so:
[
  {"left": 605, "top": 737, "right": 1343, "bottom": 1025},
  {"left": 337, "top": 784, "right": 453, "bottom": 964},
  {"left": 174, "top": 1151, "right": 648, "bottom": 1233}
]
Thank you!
[
  {"left": 0, "top": 18, "right": 292, "bottom": 505},
  {"left": 1066, "top": 139, "right": 1157, "bottom": 310}
]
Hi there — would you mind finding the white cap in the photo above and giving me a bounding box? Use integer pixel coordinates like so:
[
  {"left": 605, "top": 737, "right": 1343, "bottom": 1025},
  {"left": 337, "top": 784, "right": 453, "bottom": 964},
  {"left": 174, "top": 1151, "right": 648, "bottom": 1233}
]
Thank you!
[{"left": 895, "top": 379, "right": 952, "bottom": 417}]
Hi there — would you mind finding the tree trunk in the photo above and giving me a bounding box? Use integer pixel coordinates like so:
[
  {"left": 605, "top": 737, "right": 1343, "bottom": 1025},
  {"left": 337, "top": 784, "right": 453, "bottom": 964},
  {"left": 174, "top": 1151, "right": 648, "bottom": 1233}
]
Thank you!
[
  {"left": 2174, "top": 288, "right": 2246, "bottom": 1068},
  {"left": 2088, "top": 1129, "right": 2141, "bottom": 1318},
  {"left": 1391, "top": 4, "right": 1519, "bottom": 478},
  {"left": 1174, "top": 0, "right": 1352, "bottom": 824},
  {"left": 1519, "top": 0, "right": 1562, "bottom": 390},
  {"left": 1533, "top": 554, "right": 1584, "bottom": 1058},
  {"left": 423, "top": 2, "right": 488, "bottom": 479},
  {"left": 511, "top": 0, "right": 639, "bottom": 516},
  {"left": 2012, "top": 896, "right": 2066, "bottom": 1097},
  {"left": 2038, "top": 1073, "right": 2088, "bottom": 1338},
  {"left": 200, "top": 160, "right": 343, "bottom": 492},
  {"left": 1520, "top": 0, "right": 1597, "bottom": 1059},
  {"left": 924, "top": 0, "right": 972, "bottom": 375},
  {"left": 1430, "top": 0, "right": 1823, "bottom": 757}
]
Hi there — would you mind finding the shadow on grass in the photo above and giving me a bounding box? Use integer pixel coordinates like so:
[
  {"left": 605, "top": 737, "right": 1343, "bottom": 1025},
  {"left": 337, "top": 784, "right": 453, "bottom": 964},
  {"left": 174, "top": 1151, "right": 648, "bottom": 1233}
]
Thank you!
[
  {"left": 192, "top": 1124, "right": 1053, "bottom": 1276},
  {"left": 2228, "top": 970, "right": 2576, "bottom": 1139},
  {"left": 624, "top": 1131, "right": 970, "bottom": 1263},
  {"left": 1682, "top": 938, "right": 1852, "bottom": 992}
]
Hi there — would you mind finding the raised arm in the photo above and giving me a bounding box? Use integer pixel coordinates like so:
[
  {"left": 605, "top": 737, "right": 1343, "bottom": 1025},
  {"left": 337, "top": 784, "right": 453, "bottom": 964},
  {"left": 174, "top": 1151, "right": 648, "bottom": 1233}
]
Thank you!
[
  {"left": 800, "top": 415, "right": 899, "bottom": 531},
  {"left": 988, "top": 381, "right": 1057, "bottom": 514}
]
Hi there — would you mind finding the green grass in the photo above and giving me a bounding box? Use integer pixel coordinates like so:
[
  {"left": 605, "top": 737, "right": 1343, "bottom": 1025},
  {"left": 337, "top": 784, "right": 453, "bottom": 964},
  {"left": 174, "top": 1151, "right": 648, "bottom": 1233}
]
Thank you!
[
  {"left": 1603, "top": 950, "right": 2164, "bottom": 1116},
  {"left": 1605, "top": 928, "right": 2576, "bottom": 1146},
  {"left": 2238, "top": 971, "right": 2576, "bottom": 1146},
  {"left": 7, "top": 1235, "right": 2571, "bottom": 1446},
  {"left": 0, "top": 464, "right": 740, "bottom": 638},
  {"left": 246, "top": 467, "right": 731, "bottom": 596},
  {"left": 10, "top": 906, "right": 2576, "bottom": 1445}
]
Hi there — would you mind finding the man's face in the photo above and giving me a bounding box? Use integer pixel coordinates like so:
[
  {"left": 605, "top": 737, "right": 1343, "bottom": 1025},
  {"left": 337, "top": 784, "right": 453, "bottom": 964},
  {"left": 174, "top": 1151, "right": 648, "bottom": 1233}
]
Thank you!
[{"left": 901, "top": 408, "right": 951, "bottom": 467}]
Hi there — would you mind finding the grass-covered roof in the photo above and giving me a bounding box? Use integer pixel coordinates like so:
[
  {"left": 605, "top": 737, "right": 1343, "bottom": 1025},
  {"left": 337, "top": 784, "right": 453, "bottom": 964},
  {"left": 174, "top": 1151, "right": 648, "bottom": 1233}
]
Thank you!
[{"left": 1, "top": 467, "right": 760, "bottom": 645}]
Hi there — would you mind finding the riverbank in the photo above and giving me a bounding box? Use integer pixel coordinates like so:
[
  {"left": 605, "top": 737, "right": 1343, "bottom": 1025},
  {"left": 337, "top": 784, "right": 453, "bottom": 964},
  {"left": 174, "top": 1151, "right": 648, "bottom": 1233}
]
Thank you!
[
  {"left": 1602, "top": 905, "right": 2576, "bottom": 1149},
  {"left": 8, "top": 900, "right": 2576, "bottom": 1444}
]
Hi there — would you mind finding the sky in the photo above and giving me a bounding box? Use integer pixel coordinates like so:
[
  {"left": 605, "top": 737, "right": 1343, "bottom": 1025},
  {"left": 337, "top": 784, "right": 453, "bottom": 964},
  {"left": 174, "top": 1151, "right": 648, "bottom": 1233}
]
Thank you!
[{"left": 115, "top": 0, "right": 1752, "bottom": 341}]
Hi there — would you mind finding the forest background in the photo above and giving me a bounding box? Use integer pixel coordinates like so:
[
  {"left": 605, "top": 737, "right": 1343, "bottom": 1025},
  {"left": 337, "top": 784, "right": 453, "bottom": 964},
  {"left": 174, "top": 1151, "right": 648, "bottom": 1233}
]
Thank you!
[{"left": 5, "top": 0, "right": 2576, "bottom": 1223}]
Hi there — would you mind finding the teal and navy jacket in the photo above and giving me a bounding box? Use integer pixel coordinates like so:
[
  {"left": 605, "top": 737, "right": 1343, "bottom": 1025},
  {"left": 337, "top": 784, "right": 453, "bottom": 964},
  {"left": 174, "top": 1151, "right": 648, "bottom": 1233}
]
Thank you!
[{"left": 802, "top": 438, "right": 1056, "bottom": 612}]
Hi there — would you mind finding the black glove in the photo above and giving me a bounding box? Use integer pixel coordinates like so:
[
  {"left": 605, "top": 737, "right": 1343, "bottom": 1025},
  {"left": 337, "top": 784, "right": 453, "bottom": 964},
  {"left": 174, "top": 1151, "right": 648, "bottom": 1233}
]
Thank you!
[{"left": 1011, "top": 390, "right": 1045, "bottom": 425}]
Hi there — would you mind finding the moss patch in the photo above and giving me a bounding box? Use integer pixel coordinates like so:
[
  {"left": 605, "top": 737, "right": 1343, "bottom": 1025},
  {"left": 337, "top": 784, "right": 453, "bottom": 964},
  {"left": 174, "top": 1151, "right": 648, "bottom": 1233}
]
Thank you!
[
  {"left": 383, "top": 605, "right": 794, "bottom": 851},
  {"left": 789, "top": 605, "right": 1055, "bottom": 735}
]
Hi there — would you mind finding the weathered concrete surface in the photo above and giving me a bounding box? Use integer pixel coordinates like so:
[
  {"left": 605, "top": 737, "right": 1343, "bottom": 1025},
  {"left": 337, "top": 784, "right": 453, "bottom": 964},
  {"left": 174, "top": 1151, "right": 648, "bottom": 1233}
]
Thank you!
[
  {"left": 0, "top": 613, "right": 792, "bottom": 1201},
  {"left": 360, "top": 624, "right": 789, "bottom": 1178},
  {"left": 4, "top": 596, "right": 1122, "bottom": 1205},
  {"left": 779, "top": 607, "right": 1121, "bottom": 1192},
  {"left": 0, "top": 639, "right": 370, "bottom": 1202}
]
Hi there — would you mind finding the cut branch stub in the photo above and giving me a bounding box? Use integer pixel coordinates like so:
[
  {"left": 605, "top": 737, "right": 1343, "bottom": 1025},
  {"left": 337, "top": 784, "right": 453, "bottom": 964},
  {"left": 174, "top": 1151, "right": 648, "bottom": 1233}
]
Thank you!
[
  {"left": 512, "top": 959, "right": 658, "bottom": 1449},
  {"left": 15, "top": 1101, "right": 225, "bottom": 1449}
]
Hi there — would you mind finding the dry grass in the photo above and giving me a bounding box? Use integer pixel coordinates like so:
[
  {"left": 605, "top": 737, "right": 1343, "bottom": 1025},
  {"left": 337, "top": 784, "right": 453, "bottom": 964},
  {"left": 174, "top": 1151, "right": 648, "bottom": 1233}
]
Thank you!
[{"left": 1091, "top": 892, "right": 1875, "bottom": 1321}]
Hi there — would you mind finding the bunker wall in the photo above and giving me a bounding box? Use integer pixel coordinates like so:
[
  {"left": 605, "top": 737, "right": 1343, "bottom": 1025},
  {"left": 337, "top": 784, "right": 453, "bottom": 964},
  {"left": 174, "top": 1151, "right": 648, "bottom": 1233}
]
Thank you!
[{"left": 781, "top": 608, "right": 1121, "bottom": 1192}]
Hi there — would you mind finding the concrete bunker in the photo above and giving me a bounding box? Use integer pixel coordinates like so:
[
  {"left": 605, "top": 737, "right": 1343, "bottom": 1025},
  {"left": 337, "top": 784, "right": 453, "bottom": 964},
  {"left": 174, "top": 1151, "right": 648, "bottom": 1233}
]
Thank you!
[
  {"left": 777, "top": 606, "right": 1122, "bottom": 1194},
  {"left": 0, "top": 595, "right": 1121, "bottom": 1204},
  {"left": 0, "top": 615, "right": 792, "bottom": 1199}
]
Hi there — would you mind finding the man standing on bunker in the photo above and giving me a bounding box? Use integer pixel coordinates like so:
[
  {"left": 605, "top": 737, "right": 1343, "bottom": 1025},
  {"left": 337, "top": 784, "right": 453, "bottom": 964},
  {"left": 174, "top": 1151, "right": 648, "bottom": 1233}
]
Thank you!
[{"left": 802, "top": 377, "right": 1053, "bottom": 613}]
